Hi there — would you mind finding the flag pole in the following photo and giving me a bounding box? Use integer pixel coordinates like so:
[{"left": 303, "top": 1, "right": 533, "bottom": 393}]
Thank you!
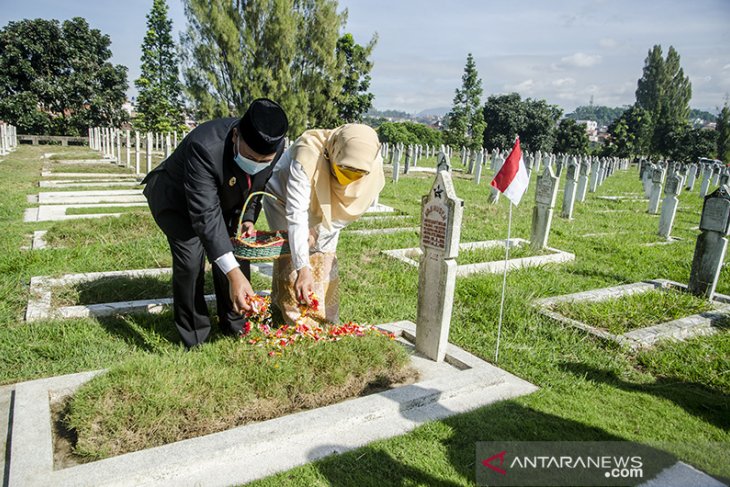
[{"left": 495, "top": 201, "right": 513, "bottom": 364}]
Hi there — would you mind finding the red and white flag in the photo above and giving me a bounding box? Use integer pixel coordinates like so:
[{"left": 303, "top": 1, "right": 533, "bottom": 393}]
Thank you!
[{"left": 490, "top": 137, "right": 528, "bottom": 206}]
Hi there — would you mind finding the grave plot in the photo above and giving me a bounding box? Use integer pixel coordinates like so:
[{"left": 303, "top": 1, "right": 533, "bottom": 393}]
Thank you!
[
  {"left": 382, "top": 238, "right": 575, "bottom": 277},
  {"left": 535, "top": 279, "right": 730, "bottom": 349},
  {"left": 25, "top": 189, "right": 148, "bottom": 222},
  {"left": 25, "top": 266, "right": 272, "bottom": 322},
  {"left": 6, "top": 320, "right": 536, "bottom": 487}
]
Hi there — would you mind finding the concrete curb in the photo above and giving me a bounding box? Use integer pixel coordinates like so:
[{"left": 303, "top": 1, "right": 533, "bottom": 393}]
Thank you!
[{"left": 5, "top": 321, "right": 537, "bottom": 486}]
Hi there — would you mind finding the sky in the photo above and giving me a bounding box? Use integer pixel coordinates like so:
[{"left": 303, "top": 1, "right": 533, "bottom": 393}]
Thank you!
[{"left": 2, "top": 0, "right": 729, "bottom": 115}]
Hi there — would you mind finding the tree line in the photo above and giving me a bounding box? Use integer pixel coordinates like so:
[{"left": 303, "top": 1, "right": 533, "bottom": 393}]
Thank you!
[
  {"left": 439, "top": 47, "right": 729, "bottom": 162},
  {"left": 0, "top": 0, "right": 377, "bottom": 138}
]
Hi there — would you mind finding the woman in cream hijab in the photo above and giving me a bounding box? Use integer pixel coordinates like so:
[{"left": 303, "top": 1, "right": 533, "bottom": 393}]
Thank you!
[{"left": 264, "top": 123, "right": 384, "bottom": 325}]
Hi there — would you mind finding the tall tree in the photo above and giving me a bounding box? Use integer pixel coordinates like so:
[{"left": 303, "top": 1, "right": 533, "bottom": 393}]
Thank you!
[
  {"left": 482, "top": 93, "right": 561, "bottom": 152},
  {"left": 635, "top": 44, "right": 692, "bottom": 157},
  {"left": 555, "top": 119, "right": 589, "bottom": 155},
  {"left": 179, "top": 0, "right": 369, "bottom": 135},
  {"left": 635, "top": 45, "right": 665, "bottom": 118},
  {"left": 444, "top": 53, "right": 485, "bottom": 150},
  {"left": 134, "top": 0, "right": 185, "bottom": 133},
  {"left": 0, "top": 18, "right": 128, "bottom": 135},
  {"left": 606, "top": 105, "right": 653, "bottom": 157},
  {"left": 334, "top": 33, "right": 376, "bottom": 123},
  {"left": 715, "top": 102, "right": 730, "bottom": 163}
]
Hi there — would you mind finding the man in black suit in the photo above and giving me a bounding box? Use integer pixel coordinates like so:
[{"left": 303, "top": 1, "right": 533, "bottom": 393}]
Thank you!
[{"left": 142, "top": 98, "right": 288, "bottom": 348}]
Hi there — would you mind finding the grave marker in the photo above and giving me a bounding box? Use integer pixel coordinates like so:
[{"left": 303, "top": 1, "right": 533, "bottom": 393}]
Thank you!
[
  {"left": 658, "top": 173, "right": 681, "bottom": 238},
  {"left": 530, "top": 165, "right": 559, "bottom": 250},
  {"left": 648, "top": 166, "right": 664, "bottom": 214},
  {"left": 688, "top": 186, "right": 730, "bottom": 299},
  {"left": 416, "top": 170, "right": 463, "bottom": 361},
  {"left": 561, "top": 157, "right": 578, "bottom": 219},
  {"left": 576, "top": 157, "right": 590, "bottom": 202}
]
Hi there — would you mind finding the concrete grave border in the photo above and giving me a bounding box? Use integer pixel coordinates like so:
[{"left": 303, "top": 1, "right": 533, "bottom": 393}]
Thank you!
[
  {"left": 534, "top": 279, "right": 730, "bottom": 349},
  {"left": 24, "top": 203, "right": 149, "bottom": 222},
  {"left": 25, "top": 265, "right": 273, "bottom": 322},
  {"left": 6, "top": 320, "right": 537, "bottom": 487},
  {"left": 41, "top": 172, "right": 142, "bottom": 179},
  {"left": 381, "top": 238, "right": 575, "bottom": 277},
  {"left": 347, "top": 226, "right": 419, "bottom": 236}
]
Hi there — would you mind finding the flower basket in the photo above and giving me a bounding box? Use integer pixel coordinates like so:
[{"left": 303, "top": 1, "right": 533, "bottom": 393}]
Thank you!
[{"left": 231, "top": 191, "right": 290, "bottom": 261}]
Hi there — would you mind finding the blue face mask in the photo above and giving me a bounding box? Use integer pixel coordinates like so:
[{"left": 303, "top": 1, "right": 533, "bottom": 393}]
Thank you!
[{"left": 234, "top": 135, "right": 269, "bottom": 175}]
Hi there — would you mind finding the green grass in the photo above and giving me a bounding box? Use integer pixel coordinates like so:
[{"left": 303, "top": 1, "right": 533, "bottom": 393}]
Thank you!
[
  {"left": 51, "top": 269, "right": 271, "bottom": 307},
  {"left": 65, "top": 206, "right": 148, "bottom": 216},
  {"left": 64, "top": 333, "right": 414, "bottom": 460},
  {"left": 1, "top": 146, "right": 728, "bottom": 483},
  {"left": 45, "top": 163, "right": 137, "bottom": 174},
  {"left": 48, "top": 150, "right": 107, "bottom": 160},
  {"left": 457, "top": 242, "right": 550, "bottom": 265},
  {"left": 550, "top": 289, "right": 716, "bottom": 334}
]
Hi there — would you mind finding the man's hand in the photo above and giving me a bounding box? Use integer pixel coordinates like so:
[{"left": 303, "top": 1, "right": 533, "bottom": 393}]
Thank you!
[
  {"left": 227, "top": 267, "right": 255, "bottom": 314},
  {"left": 294, "top": 266, "right": 314, "bottom": 306},
  {"left": 241, "top": 221, "right": 255, "bottom": 237}
]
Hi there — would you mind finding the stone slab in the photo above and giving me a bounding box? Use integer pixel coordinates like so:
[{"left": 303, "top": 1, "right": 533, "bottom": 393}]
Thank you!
[
  {"left": 25, "top": 267, "right": 272, "bottom": 322},
  {"left": 535, "top": 279, "right": 730, "bottom": 349},
  {"left": 37, "top": 189, "right": 144, "bottom": 204},
  {"left": 24, "top": 204, "right": 148, "bottom": 222},
  {"left": 32, "top": 231, "right": 48, "bottom": 250},
  {"left": 382, "top": 238, "right": 575, "bottom": 277},
  {"left": 360, "top": 215, "right": 411, "bottom": 223},
  {"left": 41, "top": 172, "right": 141, "bottom": 179},
  {"left": 365, "top": 203, "right": 395, "bottom": 213},
  {"left": 638, "top": 461, "right": 727, "bottom": 487},
  {"left": 0, "top": 383, "right": 13, "bottom": 486},
  {"left": 347, "top": 226, "right": 419, "bottom": 236},
  {"left": 45, "top": 159, "right": 116, "bottom": 164},
  {"left": 39, "top": 181, "right": 140, "bottom": 188},
  {"left": 5, "top": 320, "right": 537, "bottom": 487}
]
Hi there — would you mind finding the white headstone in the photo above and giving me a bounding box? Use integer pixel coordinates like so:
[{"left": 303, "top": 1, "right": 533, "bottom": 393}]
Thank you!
[
  {"left": 658, "top": 173, "right": 681, "bottom": 238},
  {"left": 689, "top": 185, "right": 730, "bottom": 299},
  {"left": 561, "top": 157, "right": 578, "bottom": 219},
  {"left": 416, "top": 170, "right": 463, "bottom": 362},
  {"left": 531, "top": 165, "right": 559, "bottom": 250}
]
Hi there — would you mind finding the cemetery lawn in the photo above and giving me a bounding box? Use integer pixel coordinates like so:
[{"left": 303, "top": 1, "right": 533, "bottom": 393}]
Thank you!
[
  {"left": 549, "top": 288, "right": 717, "bottom": 334},
  {"left": 48, "top": 151, "right": 112, "bottom": 160},
  {"left": 457, "top": 243, "right": 551, "bottom": 266},
  {"left": 64, "top": 332, "right": 415, "bottom": 460},
  {"left": 65, "top": 206, "right": 148, "bottom": 216},
  {"left": 1, "top": 146, "right": 729, "bottom": 484},
  {"left": 45, "top": 163, "right": 138, "bottom": 173}
]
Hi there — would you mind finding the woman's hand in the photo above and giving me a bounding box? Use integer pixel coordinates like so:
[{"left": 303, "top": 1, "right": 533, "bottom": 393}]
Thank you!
[
  {"left": 294, "top": 266, "right": 314, "bottom": 306},
  {"left": 241, "top": 221, "right": 255, "bottom": 237},
  {"left": 227, "top": 267, "right": 254, "bottom": 313}
]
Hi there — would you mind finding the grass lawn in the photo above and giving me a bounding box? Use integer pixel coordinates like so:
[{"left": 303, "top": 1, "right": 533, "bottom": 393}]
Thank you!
[
  {"left": 550, "top": 288, "right": 718, "bottom": 334},
  {"left": 1, "top": 146, "right": 728, "bottom": 484}
]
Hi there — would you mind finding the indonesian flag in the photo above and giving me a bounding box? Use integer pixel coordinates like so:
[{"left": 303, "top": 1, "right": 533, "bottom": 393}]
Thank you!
[{"left": 490, "top": 137, "right": 528, "bottom": 206}]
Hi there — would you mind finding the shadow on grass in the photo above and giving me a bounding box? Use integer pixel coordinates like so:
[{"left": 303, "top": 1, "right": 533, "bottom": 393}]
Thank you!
[
  {"left": 95, "top": 310, "right": 235, "bottom": 352},
  {"left": 68, "top": 274, "right": 215, "bottom": 306},
  {"left": 305, "top": 401, "right": 694, "bottom": 487},
  {"left": 560, "top": 362, "right": 730, "bottom": 431}
]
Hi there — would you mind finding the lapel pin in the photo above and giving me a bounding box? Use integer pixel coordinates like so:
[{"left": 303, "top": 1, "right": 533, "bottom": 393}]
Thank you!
[{"left": 229, "top": 176, "right": 237, "bottom": 187}]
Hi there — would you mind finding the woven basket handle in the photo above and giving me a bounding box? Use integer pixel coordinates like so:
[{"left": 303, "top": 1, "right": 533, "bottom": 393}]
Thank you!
[{"left": 236, "top": 191, "right": 280, "bottom": 239}]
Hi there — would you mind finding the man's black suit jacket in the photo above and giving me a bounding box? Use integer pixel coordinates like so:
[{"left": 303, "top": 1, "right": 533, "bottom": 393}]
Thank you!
[{"left": 142, "top": 117, "right": 284, "bottom": 262}]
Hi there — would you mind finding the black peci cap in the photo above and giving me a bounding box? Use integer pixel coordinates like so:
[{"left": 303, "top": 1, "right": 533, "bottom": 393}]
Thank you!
[{"left": 238, "top": 98, "right": 288, "bottom": 155}]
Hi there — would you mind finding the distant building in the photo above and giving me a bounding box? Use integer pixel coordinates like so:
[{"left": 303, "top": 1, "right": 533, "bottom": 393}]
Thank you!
[{"left": 576, "top": 120, "right": 599, "bottom": 142}]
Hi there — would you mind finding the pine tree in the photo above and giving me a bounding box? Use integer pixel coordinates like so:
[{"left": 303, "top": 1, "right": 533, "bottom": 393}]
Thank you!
[
  {"left": 717, "top": 102, "right": 730, "bottom": 163},
  {"left": 444, "top": 53, "right": 485, "bottom": 150},
  {"left": 134, "top": 0, "right": 184, "bottom": 133},
  {"left": 634, "top": 44, "right": 692, "bottom": 157},
  {"left": 334, "top": 33, "right": 377, "bottom": 123},
  {"left": 180, "top": 0, "right": 365, "bottom": 135}
]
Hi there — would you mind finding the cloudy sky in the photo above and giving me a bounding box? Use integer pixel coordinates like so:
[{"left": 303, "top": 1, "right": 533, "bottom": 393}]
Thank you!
[{"left": 2, "top": 0, "right": 729, "bottom": 114}]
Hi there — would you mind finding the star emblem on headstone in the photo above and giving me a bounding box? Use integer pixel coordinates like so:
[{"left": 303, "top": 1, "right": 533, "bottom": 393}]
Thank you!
[{"left": 433, "top": 185, "right": 443, "bottom": 199}]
